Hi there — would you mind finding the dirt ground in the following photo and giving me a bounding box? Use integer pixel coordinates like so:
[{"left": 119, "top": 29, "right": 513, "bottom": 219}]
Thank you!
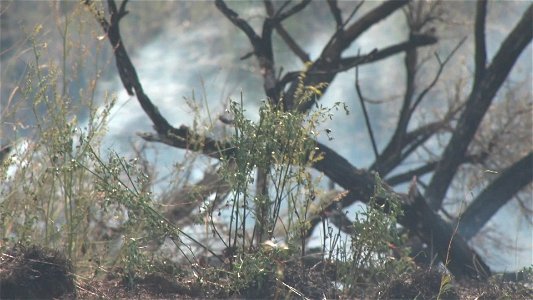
[{"left": 1, "top": 244, "right": 532, "bottom": 299}]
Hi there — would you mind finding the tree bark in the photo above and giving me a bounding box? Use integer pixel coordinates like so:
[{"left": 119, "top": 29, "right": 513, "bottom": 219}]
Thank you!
[
  {"left": 459, "top": 152, "right": 533, "bottom": 240},
  {"left": 312, "top": 142, "right": 491, "bottom": 279},
  {"left": 425, "top": 4, "right": 532, "bottom": 210},
  {"left": 86, "top": 0, "right": 532, "bottom": 281}
]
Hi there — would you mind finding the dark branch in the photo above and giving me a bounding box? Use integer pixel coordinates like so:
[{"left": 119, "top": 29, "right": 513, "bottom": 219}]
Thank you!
[
  {"left": 425, "top": 4, "right": 532, "bottom": 210},
  {"left": 401, "top": 186, "right": 491, "bottom": 280},
  {"left": 474, "top": 0, "right": 488, "bottom": 86},
  {"left": 338, "top": 0, "right": 409, "bottom": 50},
  {"left": 275, "top": 0, "right": 311, "bottom": 22},
  {"left": 217, "top": 0, "right": 280, "bottom": 102},
  {"left": 260, "top": 19, "right": 275, "bottom": 62},
  {"left": 310, "top": 141, "right": 491, "bottom": 279},
  {"left": 85, "top": 0, "right": 110, "bottom": 31},
  {"left": 84, "top": 1, "right": 238, "bottom": 262},
  {"left": 164, "top": 165, "right": 231, "bottom": 225},
  {"left": 371, "top": 37, "right": 464, "bottom": 176},
  {"left": 285, "top": 0, "right": 409, "bottom": 112},
  {"left": 275, "top": 25, "right": 310, "bottom": 63},
  {"left": 343, "top": 1, "right": 365, "bottom": 30},
  {"left": 215, "top": 0, "right": 261, "bottom": 48},
  {"left": 355, "top": 66, "right": 378, "bottom": 158},
  {"left": 265, "top": 0, "right": 310, "bottom": 63},
  {"left": 240, "top": 51, "right": 255, "bottom": 60},
  {"left": 458, "top": 152, "right": 533, "bottom": 240},
  {"left": 386, "top": 162, "right": 437, "bottom": 186},
  {"left": 88, "top": 0, "right": 174, "bottom": 134},
  {"left": 371, "top": 107, "right": 459, "bottom": 176},
  {"left": 383, "top": 29, "right": 419, "bottom": 171},
  {"left": 335, "top": 33, "right": 438, "bottom": 74},
  {"left": 90, "top": 0, "right": 493, "bottom": 280},
  {"left": 87, "top": 0, "right": 236, "bottom": 158},
  {"left": 277, "top": 34, "right": 437, "bottom": 92},
  {"left": 278, "top": 71, "right": 300, "bottom": 91},
  {"left": 409, "top": 37, "right": 466, "bottom": 115},
  {"left": 327, "top": 0, "right": 343, "bottom": 29},
  {"left": 138, "top": 127, "right": 235, "bottom": 160},
  {"left": 386, "top": 152, "right": 489, "bottom": 186},
  {"left": 264, "top": 0, "right": 275, "bottom": 15},
  {"left": 138, "top": 121, "right": 491, "bottom": 279}
]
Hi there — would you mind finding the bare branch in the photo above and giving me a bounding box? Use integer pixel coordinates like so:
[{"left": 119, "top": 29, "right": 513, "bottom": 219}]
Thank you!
[
  {"left": 371, "top": 107, "right": 459, "bottom": 176},
  {"left": 458, "top": 152, "right": 533, "bottom": 240},
  {"left": 338, "top": 0, "right": 409, "bottom": 51},
  {"left": 88, "top": 0, "right": 500, "bottom": 281},
  {"left": 404, "top": 0, "right": 442, "bottom": 32},
  {"left": 265, "top": 0, "right": 310, "bottom": 63},
  {"left": 277, "top": 33, "right": 437, "bottom": 92},
  {"left": 136, "top": 119, "right": 492, "bottom": 279},
  {"left": 240, "top": 51, "right": 254, "bottom": 60},
  {"left": 368, "top": 35, "right": 465, "bottom": 176},
  {"left": 84, "top": 1, "right": 110, "bottom": 31},
  {"left": 385, "top": 29, "right": 419, "bottom": 164},
  {"left": 278, "top": 71, "right": 300, "bottom": 90},
  {"left": 474, "top": 0, "right": 488, "bottom": 86},
  {"left": 409, "top": 37, "right": 466, "bottom": 115},
  {"left": 320, "top": 0, "right": 408, "bottom": 63},
  {"left": 215, "top": 0, "right": 261, "bottom": 48},
  {"left": 264, "top": 0, "right": 275, "bottom": 15},
  {"left": 86, "top": 0, "right": 174, "bottom": 133},
  {"left": 326, "top": 0, "right": 343, "bottom": 29},
  {"left": 276, "top": 25, "right": 310, "bottom": 63},
  {"left": 387, "top": 162, "right": 437, "bottom": 186},
  {"left": 275, "top": 0, "right": 311, "bottom": 22},
  {"left": 426, "top": 4, "right": 532, "bottom": 210},
  {"left": 87, "top": 0, "right": 236, "bottom": 160},
  {"left": 336, "top": 33, "right": 438, "bottom": 74},
  {"left": 343, "top": 1, "right": 365, "bottom": 30},
  {"left": 401, "top": 186, "right": 491, "bottom": 279},
  {"left": 310, "top": 141, "right": 491, "bottom": 279},
  {"left": 107, "top": 0, "right": 128, "bottom": 20},
  {"left": 86, "top": 0, "right": 235, "bottom": 261},
  {"left": 164, "top": 165, "right": 231, "bottom": 225},
  {"left": 355, "top": 66, "right": 378, "bottom": 158},
  {"left": 138, "top": 128, "right": 235, "bottom": 160},
  {"left": 216, "top": 0, "right": 280, "bottom": 102},
  {"left": 284, "top": 0, "right": 409, "bottom": 111},
  {"left": 386, "top": 152, "right": 489, "bottom": 186}
]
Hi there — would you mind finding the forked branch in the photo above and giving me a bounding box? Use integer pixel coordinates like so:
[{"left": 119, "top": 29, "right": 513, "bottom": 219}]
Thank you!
[
  {"left": 88, "top": 0, "right": 498, "bottom": 280},
  {"left": 426, "top": 4, "right": 532, "bottom": 209},
  {"left": 458, "top": 152, "right": 533, "bottom": 240}
]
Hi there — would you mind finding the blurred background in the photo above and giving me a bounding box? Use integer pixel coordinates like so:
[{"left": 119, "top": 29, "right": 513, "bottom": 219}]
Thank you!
[{"left": 1, "top": 1, "right": 531, "bottom": 272}]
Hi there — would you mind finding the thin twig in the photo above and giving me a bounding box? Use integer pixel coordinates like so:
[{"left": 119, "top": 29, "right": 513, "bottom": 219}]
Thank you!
[
  {"left": 355, "top": 66, "right": 379, "bottom": 158},
  {"left": 264, "top": 0, "right": 310, "bottom": 62},
  {"left": 409, "top": 37, "right": 466, "bottom": 116},
  {"left": 324, "top": 34, "right": 437, "bottom": 74},
  {"left": 275, "top": 0, "right": 310, "bottom": 22}
]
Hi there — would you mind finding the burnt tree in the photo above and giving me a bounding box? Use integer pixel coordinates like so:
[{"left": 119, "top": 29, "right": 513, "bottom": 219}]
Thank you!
[{"left": 86, "top": 0, "right": 532, "bottom": 280}]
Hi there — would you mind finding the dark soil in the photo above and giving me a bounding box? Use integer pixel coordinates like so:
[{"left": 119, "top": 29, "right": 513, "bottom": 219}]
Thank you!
[
  {"left": 1, "top": 245, "right": 532, "bottom": 299},
  {"left": 0, "top": 244, "right": 76, "bottom": 299}
]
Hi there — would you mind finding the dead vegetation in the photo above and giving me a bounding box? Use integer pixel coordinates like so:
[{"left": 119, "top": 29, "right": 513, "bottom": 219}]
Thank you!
[{"left": 1, "top": 244, "right": 531, "bottom": 299}]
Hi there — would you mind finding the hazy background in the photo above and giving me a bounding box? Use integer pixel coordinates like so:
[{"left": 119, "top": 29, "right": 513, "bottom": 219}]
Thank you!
[{"left": 1, "top": 1, "right": 531, "bottom": 272}]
